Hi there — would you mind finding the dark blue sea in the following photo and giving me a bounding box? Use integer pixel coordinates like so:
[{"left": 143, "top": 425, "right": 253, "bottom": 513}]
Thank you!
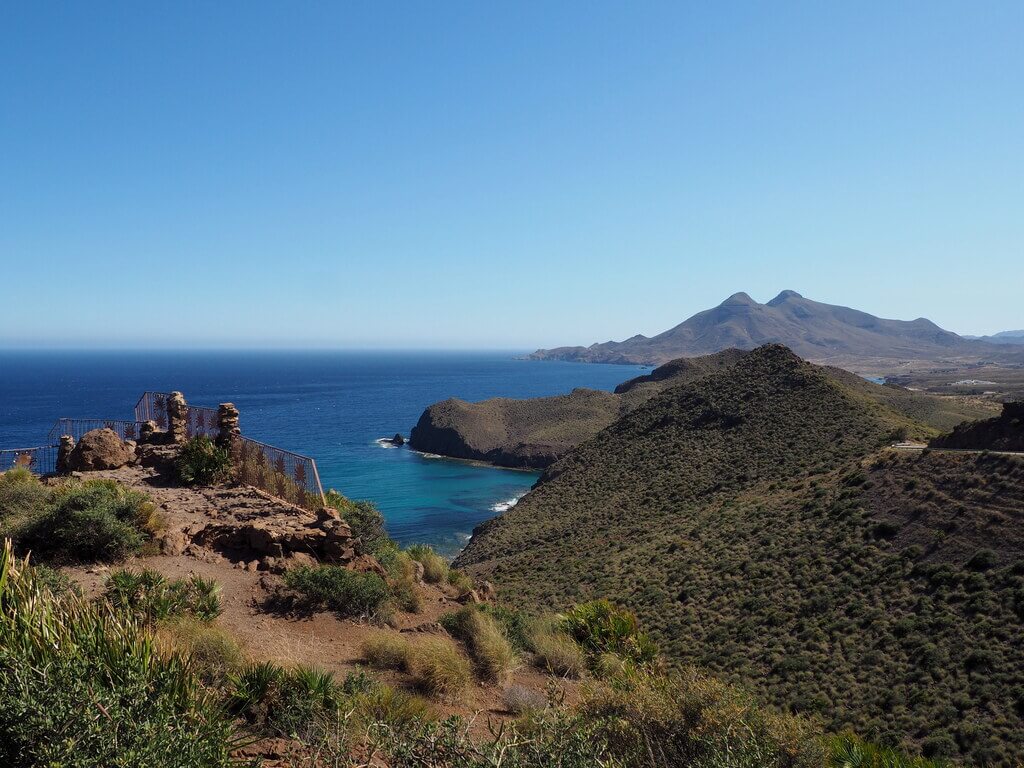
[{"left": 0, "top": 351, "right": 643, "bottom": 556}]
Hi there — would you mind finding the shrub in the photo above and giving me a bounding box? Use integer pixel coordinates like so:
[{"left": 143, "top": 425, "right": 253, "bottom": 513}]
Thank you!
[
  {"left": 176, "top": 436, "right": 232, "bottom": 486},
  {"left": 562, "top": 599, "right": 658, "bottom": 667},
  {"left": 529, "top": 621, "right": 586, "bottom": 678},
  {"left": 361, "top": 633, "right": 410, "bottom": 671},
  {"left": 406, "top": 637, "right": 472, "bottom": 699},
  {"left": 0, "top": 540, "right": 240, "bottom": 767},
  {"left": 0, "top": 469, "right": 49, "bottom": 532},
  {"left": 104, "top": 568, "right": 222, "bottom": 623},
  {"left": 348, "top": 683, "right": 433, "bottom": 731},
  {"left": 156, "top": 617, "right": 244, "bottom": 687},
  {"left": 447, "top": 568, "right": 475, "bottom": 595},
  {"left": 284, "top": 564, "right": 389, "bottom": 618},
  {"left": 480, "top": 603, "right": 533, "bottom": 651},
  {"left": 582, "top": 666, "right": 824, "bottom": 768},
  {"left": 407, "top": 544, "right": 449, "bottom": 584},
  {"left": 18, "top": 479, "right": 158, "bottom": 563},
  {"left": 324, "top": 490, "right": 389, "bottom": 553},
  {"left": 440, "top": 606, "right": 517, "bottom": 684},
  {"left": 827, "top": 733, "right": 946, "bottom": 767},
  {"left": 228, "top": 661, "right": 343, "bottom": 740}
]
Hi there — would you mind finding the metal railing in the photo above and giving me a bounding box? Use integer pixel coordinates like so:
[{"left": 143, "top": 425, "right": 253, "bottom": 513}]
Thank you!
[
  {"left": 134, "top": 391, "right": 218, "bottom": 439},
  {"left": 47, "top": 418, "right": 149, "bottom": 443},
  {"left": 0, "top": 445, "right": 58, "bottom": 475},
  {"left": 231, "top": 436, "right": 326, "bottom": 512},
  {"left": 134, "top": 391, "right": 169, "bottom": 427}
]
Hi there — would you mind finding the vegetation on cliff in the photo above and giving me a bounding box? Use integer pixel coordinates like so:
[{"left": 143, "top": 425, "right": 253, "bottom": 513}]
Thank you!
[
  {"left": 410, "top": 347, "right": 991, "bottom": 469},
  {"left": 456, "top": 345, "right": 1024, "bottom": 764}
]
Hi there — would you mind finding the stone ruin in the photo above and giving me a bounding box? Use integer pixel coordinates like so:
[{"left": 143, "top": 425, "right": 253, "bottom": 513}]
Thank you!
[
  {"left": 50, "top": 393, "right": 381, "bottom": 575},
  {"left": 56, "top": 392, "right": 242, "bottom": 474}
]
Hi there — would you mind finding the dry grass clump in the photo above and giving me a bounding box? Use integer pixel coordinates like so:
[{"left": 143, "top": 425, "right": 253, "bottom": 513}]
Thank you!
[
  {"left": 502, "top": 684, "right": 547, "bottom": 716},
  {"left": 405, "top": 637, "right": 472, "bottom": 699},
  {"left": 528, "top": 620, "right": 586, "bottom": 678},
  {"left": 581, "top": 665, "right": 824, "bottom": 768},
  {"left": 440, "top": 606, "right": 517, "bottom": 684},
  {"left": 362, "top": 633, "right": 471, "bottom": 700},
  {"left": 406, "top": 544, "right": 449, "bottom": 584},
  {"left": 156, "top": 617, "right": 245, "bottom": 687},
  {"left": 361, "top": 633, "right": 411, "bottom": 671}
]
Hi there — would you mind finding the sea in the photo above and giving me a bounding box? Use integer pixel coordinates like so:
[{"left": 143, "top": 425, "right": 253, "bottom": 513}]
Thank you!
[{"left": 0, "top": 351, "right": 644, "bottom": 556}]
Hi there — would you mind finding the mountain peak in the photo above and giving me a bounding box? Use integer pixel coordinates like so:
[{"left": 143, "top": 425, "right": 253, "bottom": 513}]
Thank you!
[
  {"left": 721, "top": 291, "right": 758, "bottom": 307},
  {"left": 767, "top": 289, "right": 803, "bottom": 306}
]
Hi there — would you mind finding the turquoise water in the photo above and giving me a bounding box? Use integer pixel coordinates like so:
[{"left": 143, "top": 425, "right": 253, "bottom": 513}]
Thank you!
[{"left": 0, "top": 351, "right": 644, "bottom": 555}]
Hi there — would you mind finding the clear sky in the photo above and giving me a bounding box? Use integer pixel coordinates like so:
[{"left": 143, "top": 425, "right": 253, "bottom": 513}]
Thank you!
[{"left": 1, "top": 2, "right": 1021, "bottom": 348}]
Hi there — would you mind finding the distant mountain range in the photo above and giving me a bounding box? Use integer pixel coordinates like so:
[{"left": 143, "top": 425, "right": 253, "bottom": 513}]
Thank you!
[
  {"left": 531, "top": 290, "right": 1022, "bottom": 367},
  {"left": 964, "top": 330, "right": 1024, "bottom": 345}
]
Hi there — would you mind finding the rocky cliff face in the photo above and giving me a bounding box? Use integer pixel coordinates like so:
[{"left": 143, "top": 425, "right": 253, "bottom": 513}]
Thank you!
[
  {"left": 409, "top": 350, "right": 755, "bottom": 469},
  {"left": 930, "top": 401, "right": 1024, "bottom": 451},
  {"left": 409, "top": 389, "right": 622, "bottom": 469}
]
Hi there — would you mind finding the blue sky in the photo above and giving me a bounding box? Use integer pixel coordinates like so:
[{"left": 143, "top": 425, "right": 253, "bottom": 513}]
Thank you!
[{"left": 1, "top": 2, "right": 1021, "bottom": 348}]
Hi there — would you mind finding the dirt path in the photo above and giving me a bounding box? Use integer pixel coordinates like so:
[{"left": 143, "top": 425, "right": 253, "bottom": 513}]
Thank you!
[{"left": 65, "top": 468, "right": 573, "bottom": 728}]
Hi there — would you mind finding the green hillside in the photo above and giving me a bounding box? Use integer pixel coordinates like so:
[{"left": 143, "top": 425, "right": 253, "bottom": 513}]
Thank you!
[{"left": 456, "top": 345, "right": 1024, "bottom": 764}]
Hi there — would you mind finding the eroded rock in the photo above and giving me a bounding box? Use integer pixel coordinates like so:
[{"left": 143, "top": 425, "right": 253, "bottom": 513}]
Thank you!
[{"left": 66, "top": 429, "right": 135, "bottom": 471}]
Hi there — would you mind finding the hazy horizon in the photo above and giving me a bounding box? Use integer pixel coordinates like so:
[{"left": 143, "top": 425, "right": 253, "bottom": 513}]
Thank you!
[{"left": 2, "top": 3, "right": 1022, "bottom": 347}]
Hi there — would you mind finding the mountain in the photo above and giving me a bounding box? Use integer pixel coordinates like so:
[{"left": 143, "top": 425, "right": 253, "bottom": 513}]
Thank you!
[
  {"left": 531, "top": 290, "right": 1018, "bottom": 367},
  {"left": 409, "top": 347, "right": 995, "bottom": 469},
  {"left": 455, "top": 345, "right": 1024, "bottom": 763},
  {"left": 965, "top": 330, "right": 1024, "bottom": 345},
  {"left": 408, "top": 349, "right": 749, "bottom": 468}
]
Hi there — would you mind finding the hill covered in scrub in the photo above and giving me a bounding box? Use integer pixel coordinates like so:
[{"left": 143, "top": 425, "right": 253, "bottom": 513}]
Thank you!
[
  {"left": 530, "top": 289, "right": 1024, "bottom": 370},
  {"left": 411, "top": 347, "right": 993, "bottom": 468},
  {"left": 455, "top": 345, "right": 1024, "bottom": 764}
]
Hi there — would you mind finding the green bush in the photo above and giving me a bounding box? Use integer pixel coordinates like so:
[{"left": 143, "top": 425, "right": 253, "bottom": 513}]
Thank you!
[
  {"left": 17, "top": 479, "right": 158, "bottom": 563},
  {"left": 284, "top": 564, "right": 389, "bottom": 618},
  {"left": 0, "top": 540, "right": 242, "bottom": 767},
  {"left": 104, "top": 568, "right": 222, "bottom": 623},
  {"left": 176, "top": 436, "right": 232, "bottom": 486},
  {"left": 562, "top": 599, "right": 658, "bottom": 668},
  {"left": 229, "top": 661, "right": 344, "bottom": 740},
  {"left": 325, "top": 490, "right": 389, "bottom": 553}
]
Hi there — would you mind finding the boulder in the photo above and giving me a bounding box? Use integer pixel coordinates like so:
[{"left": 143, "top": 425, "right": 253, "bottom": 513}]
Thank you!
[
  {"left": 392, "top": 433, "right": 405, "bottom": 446},
  {"left": 66, "top": 429, "right": 135, "bottom": 471}
]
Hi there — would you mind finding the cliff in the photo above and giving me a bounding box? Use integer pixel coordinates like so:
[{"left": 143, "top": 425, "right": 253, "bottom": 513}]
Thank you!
[
  {"left": 410, "top": 347, "right": 994, "bottom": 469},
  {"left": 409, "top": 350, "right": 753, "bottom": 468},
  {"left": 930, "top": 401, "right": 1024, "bottom": 451}
]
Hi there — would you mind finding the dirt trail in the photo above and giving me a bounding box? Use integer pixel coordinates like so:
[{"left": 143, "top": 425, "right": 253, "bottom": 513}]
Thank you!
[{"left": 66, "top": 468, "right": 572, "bottom": 728}]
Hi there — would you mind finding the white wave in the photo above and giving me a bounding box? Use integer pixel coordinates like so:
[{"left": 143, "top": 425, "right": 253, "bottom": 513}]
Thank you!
[
  {"left": 490, "top": 494, "right": 525, "bottom": 513},
  {"left": 374, "top": 437, "right": 397, "bottom": 448}
]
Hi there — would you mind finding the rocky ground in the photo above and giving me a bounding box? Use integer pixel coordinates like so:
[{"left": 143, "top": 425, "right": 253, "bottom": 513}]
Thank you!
[{"left": 62, "top": 466, "right": 573, "bottom": 754}]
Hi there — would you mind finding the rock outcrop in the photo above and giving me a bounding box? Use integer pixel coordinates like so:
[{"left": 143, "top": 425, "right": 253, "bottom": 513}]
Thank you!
[
  {"left": 66, "top": 429, "right": 136, "bottom": 471},
  {"left": 930, "top": 401, "right": 1024, "bottom": 452},
  {"left": 409, "top": 349, "right": 764, "bottom": 469}
]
